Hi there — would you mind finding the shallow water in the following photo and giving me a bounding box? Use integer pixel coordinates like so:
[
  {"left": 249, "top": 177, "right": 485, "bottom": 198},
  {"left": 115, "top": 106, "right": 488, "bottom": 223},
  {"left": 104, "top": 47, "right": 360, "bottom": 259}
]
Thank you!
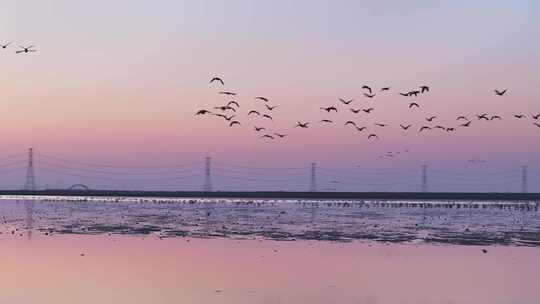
[{"left": 1, "top": 196, "right": 539, "bottom": 303}]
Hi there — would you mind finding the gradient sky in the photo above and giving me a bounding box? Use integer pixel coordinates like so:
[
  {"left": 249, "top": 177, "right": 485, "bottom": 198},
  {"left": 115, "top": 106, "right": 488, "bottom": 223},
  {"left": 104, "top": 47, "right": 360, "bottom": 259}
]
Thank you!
[{"left": 0, "top": 1, "right": 539, "bottom": 191}]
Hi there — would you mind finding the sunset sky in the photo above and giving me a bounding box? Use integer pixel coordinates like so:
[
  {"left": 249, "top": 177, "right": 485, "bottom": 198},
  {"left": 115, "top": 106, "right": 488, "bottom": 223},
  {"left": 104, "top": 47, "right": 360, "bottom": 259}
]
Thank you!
[{"left": 0, "top": 1, "right": 539, "bottom": 191}]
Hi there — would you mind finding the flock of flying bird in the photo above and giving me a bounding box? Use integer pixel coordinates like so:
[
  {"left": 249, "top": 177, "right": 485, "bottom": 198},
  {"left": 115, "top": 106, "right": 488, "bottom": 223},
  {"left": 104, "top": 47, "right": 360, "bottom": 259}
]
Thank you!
[
  {"left": 0, "top": 41, "right": 37, "bottom": 54},
  {"left": 196, "top": 77, "right": 540, "bottom": 141}
]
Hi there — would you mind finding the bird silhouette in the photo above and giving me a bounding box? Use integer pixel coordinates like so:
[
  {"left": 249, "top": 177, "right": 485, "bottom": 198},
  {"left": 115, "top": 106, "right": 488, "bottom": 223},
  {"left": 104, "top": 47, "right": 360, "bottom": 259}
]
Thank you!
[
  {"left": 320, "top": 106, "right": 338, "bottom": 113},
  {"left": 532, "top": 114, "right": 540, "bottom": 120},
  {"left": 368, "top": 134, "right": 379, "bottom": 140},
  {"left": 350, "top": 108, "right": 362, "bottom": 113},
  {"left": 434, "top": 125, "right": 446, "bottom": 130},
  {"left": 477, "top": 114, "right": 489, "bottom": 121},
  {"left": 254, "top": 126, "right": 265, "bottom": 132},
  {"left": 409, "top": 103, "right": 420, "bottom": 108},
  {"left": 380, "top": 87, "right": 391, "bottom": 91},
  {"left": 195, "top": 110, "right": 211, "bottom": 115},
  {"left": 426, "top": 116, "right": 437, "bottom": 122},
  {"left": 261, "top": 134, "right": 274, "bottom": 139},
  {"left": 214, "top": 114, "right": 235, "bottom": 121},
  {"left": 339, "top": 98, "right": 353, "bottom": 105},
  {"left": 345, "top": 121, "right": 357, "bottom": 127},
  {"left": 409, "top": 90, "right": 420, "bottom": 97},
  {"left": 265, "top": 104, "right": 278, "bottom": 111},
  {"left": 363, "top": 93, "right": 376, "bottom": 98},
  {"left": 494, "top": 89, "right": 507, "bottom": 96},
  {"left": 247, "top": 110, "right": 260, "bottom": 116},
  {"left": 295, "top": 122, "right": 310, "bottom": 128},
  {"left": 0, "top": 41, "right": 12, "bottom": 49},
  {"left": 490, "top": 115, "right": 502, "bottom": 120},
  {"left": 400, "top": 124, "right": 412, "bottom": 130},
  {"left": 355, "top": 126, "right": 367, "bottom": 132},
  {"left": 214, "top": 106, "right": 236, "bottom": 112},
  {"left": 274, "top": 133, "right": 288, "bottom": 138},
  {"left": 319, "top": 119, "right": 333, "bottom": 123},
  {"left": 209, "top": 77, "right": 224, "bottom": 85},
  {"left": 400, "top": 92, "right": 410, "bottom": 97},
  {"left": 262, "top": 114, "right": 273, "bottom": 120},
  {"left": 219, "top": 91, "right": 236, "bottom": 96},
  {"left": 362, "top": 108, "right": 375, "bottom": 113},
  {"left": 460, "top": 121, "right": 471, "bottom": 127},
  {"left": 374, "top": 123, "right": 388, "bottom": 127},
  {"left": 362, "top": 85, "right": 372, "bottom": 94},
  {"left": 254, "top": 96, "right": 269, "bottom": 102},
  {"left": 420, "top": 86, "right": 429, "bottom": 93},
  {"left": 419, "top": 126, "right": 431, "bottom": 132},
  {"left": 514, "top": 114, "right": 525, "bottom": 119},
  {"left": 227, "top": 101, "right": 240, "bottom": 108},
  {"left": 534, "top": 122, "right": 540, "bottom": 128},
  {"left": 229, "top": 121, "right": 241, "bottom": 127},
  {"left": 446, "top": 128, "right": 455, "bottom": 132},
  {"left": 456, "top": 116, "right": 468, "bottom": 121},
  {"left": 15, "top": 45, "right": 37, "bottom": 54}
]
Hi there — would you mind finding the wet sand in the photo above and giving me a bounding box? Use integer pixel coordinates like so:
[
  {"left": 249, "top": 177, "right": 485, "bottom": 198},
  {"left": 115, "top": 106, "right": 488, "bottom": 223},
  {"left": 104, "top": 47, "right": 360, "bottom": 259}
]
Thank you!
[{"left": 1, "top": 234, "right": 539, "bottom": 304}]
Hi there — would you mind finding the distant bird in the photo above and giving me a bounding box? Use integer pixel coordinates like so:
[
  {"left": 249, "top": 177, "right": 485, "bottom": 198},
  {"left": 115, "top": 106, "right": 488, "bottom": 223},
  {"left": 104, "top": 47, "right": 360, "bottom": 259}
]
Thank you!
[
  {"left": 362, "top": 108, "right": 375, "bottom": 113},
  {"left": 262, "top": 114, "right": 273, "bottom": 120},
  {"left": 374, "top": 123, "right": 388, "bottom": 127},
  {"left": 434, "top": 125, "right": 446, "bottom": 130},
  {"left": 363, "top": 93, "right": 376, "bottom": 98},
  {"left": 482, "top": 249, "right": 488, "bottom": 254},
  {"left": 345, "top": 121, "right": 357, "bottom": 127},
  {"left": 400, "top": 124, "right": 412, "bottom": 130},
  {"left": 254, "top": 96, "right": 269, "bottom": 102},
  {"left": 15, "top": 45, "right": 37, "bottom": 54},
  {"left": 229, "top": 121, "right": 241, "bottom": 127},
  {"left": 419, "top": 126, "right": 431, "bottom": 132},
  {"left": 361, "top": 85, "right": 372, "bottom": 94},
  {"left": 226, "top": 101, "right": 240, "bottom": 108},
  {"left": 460, "top": 121, "right": 471, "bottom": 127},
  {"left": 261, "top": 134, "right": 274, "bottom": 140},
  {"left": 446, "top": 128, "right": 455, "bottom": 132},
  {"left": 214, "top": 114, "right": 235, "bottom": 121},
  {"left": 534, "top": 122, "right": 540, "bottom": 128},
  {"left": 247, "top": 110, "right": 260, "bottom": 116},
  {"left": 477, "top": 114, "right": 489, "bottom": 121},
  {"left": 355, "top": 126, "right": 367, "bottom": 132},
  {"left": 532, "top": 114, "right": 540, "bottom": 120},
  {"left": 274, "top": 133, "right": 288, "bottom": 138},
  {"left": 490, "top": 115, "right": 502, "bottom": 120},
  {"left": 254, "top": 126, "right": 265, "bottom": 132},
  {"left": 399, "top": 92, "right": 410, "bottom": 97},
  {"left": 367, "top": 134, "right": 379, "bottom": 140},
  {"left": 214, "top": 105, "right": 236, "bottom": 112},
  {"left": 457, "top": 116, "right": 468, "bottom": 121},
  {"left": 265, "top": 104, "right": 278, "bottom": 111},
  {"left": 420, "top": 86, "right": 429, "bottom": 93},
  {"left": 409, "top": 102, "right": 420, "bottom": 108},
  {"left": 339, "top": 98, "right": 353, "bottom": 105},
  {"left": 409, "top": 90, "right": 420, "bottom": 97},
  {"left": 295, "top": 122, "right": 310, "bottom": 128},
  {"left": 219, "top": 91, "right": 236, "bottom": 96},
  {"left": 209, "top": 77, "right": 224, "bottom": 85},
  {"left": 426, "top": 116, "right": 437, "bottom": 122},
  {"left": 319, "top": 119, "right": 333, "bottom": 123},
  {"left": 350, "top": 108, "right": 362, "bottom": 113},
  {"left": 380, "top": 87, "right": 391, "bottom": 91},
  {"left": 494, "top": 89, "right": 507, "bottom": 96},
  {"left": 0, "top": 41, "right": 12, "bottom": 49},
  {"left": 195, "top": 110, "right": 211, "bottom": 115},
  {"left": 320, "top": 106, "right": 337, "bottom": 113},
  {"left": 514, "top": 114, "right": 525, "bottom": 119}
]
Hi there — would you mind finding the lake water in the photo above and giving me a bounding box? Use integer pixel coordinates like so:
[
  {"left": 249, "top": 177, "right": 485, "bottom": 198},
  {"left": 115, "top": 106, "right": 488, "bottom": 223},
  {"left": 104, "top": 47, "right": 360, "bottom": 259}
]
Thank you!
[{"left": 1, "top": 196, "right": 539, "bottom": 303}]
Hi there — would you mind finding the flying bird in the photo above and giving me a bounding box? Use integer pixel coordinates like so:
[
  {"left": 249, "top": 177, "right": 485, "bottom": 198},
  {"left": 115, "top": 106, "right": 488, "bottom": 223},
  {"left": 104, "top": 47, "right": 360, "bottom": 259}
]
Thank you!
[
  {"left": 367, "top": 134, "right": 379, "bottom": 140},
  {"left": 209, "top": 77, "right": 224, "bottom": 85},
  {"left": 409, "top": 103, "right": 420, "bottom": 108},
  {"left": 254, "top": 96, "right": 269, "bottom": 102},
  {"left": 195, "top": 110, "right": 211, "bottom": 115},
  {"left": 374, "top": 123, "right": 388, "bottom": 127},
  {"left": 0, "top": 41, "right": 12, "bottom": 49},
  {"left": 400, "top": 92, "right": 410, "bottom": 97},
  {"left": 434, "top": 125, "right": 446, "bottom": 130},
  {"left": 229, "top": 121, "right": 241, "bottom": 127},
  {"left": 214, "top": 114, "right": 235, "bottom": 121},
  {"left": 295, "top": 122, "right": 310, "bottom": 128},
  {"left": 274, "top": 133, "right": 288, "bottom": 138},
  {"left": 320, "top": 106, "right": 338, "bottom": 113},
  {"left": 350, "top": 108, "right": 362, "bottom": 113},
  {"left": 400, "top": 124, "right": 412, "bottom": 130},
  {"left": 419, "top": 126, "right": 431, "bottom": 132},
  {"left": 409, "top": 90, "right": 420, "bottom": 97},
  {"left": 345, "top": 121, "right": 357, "bottom": 127},
  {"left": 261, "top": 135, "right": 274, "bottom": 140},
  {"left": 254, "top": 126, "right": 265, "bottom": 132},
  {"left": 265, "top": 104, "right": 278, "bottom": 111},
  {"left": 355, "top": 126, "right": 367, "bottom": 132},
  {"left": 457, "top": 116, "right": 468, "bottom": 121},
  {"left": 534, "top": 122, "right": 540, "bottom": 128},
  {"left": 226, "top": 101, "right": 240, "bottom": 108},
  {"left": 15, "top": 45, "right": 37, "bottom": 54},
  {"left": 477, "top": 114, "right": 489, "bottom": 121},
  {"left": 532, "top": 114, "right": 540, "bottom": 120},
  {"left": 214, "top": 105, "right": 236, "bottom": 112},
  {"left": 339, "top": 98, "right": 353, "bottom": 105},
  {"left": 490, "top": 115, "right": 502, "bottom": 120},
  {"left": 494, "top": 89, "right": 507, "bottom": 96},
  {"left": 426, "top": 116, "right": 437, "bottom": 122},
  {"left": 363, "top": 93, "right": 376, "bottom": 98},
  {"left": 420, "top": 86, "right": 429, "bottom": 93},
  {"left": 380, "top": 87, "right": 391, "bottom": 91},
  {"left": 262, "top": 114, "right": 273, "bottom": 120},
  {"left": 319, "top": 119, "right": 333, "bottom": 123},
  {"left": 446, "top": 128, "right": 455, "bottom": 132},
  {"left": 219, "top": 91, "right": 236, "bottom": 96},
  {"left": 460, "top": 121, "right": 471, "bottom": 127},
  {"left": 514, "top": 114, "right": 525, "bottom": 119},
  {"left": 362, "top": 108, "right": 375, "bottom": 113},
  {"left": 248, "top": 110, "right": 260, "bottom": 116},
  {"left": 361, "top": 85, "right": 372, "bottom": 94}
]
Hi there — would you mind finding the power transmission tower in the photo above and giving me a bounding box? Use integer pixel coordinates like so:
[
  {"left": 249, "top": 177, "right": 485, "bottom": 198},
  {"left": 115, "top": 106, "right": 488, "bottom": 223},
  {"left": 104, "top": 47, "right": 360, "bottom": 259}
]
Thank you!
[
  {"left": 309, "top": 162, "right": 317, "bottom": 192},
  {"left": 25, "top": 148, "right": 36, "bottom": 191},
  {"left": 521, "top": 165, "right": 528, "bottom": 193},
  {"left": 203, "top": 157, "right": 213, "bottom": 192},
  {"left": 421, "top": 165, "right": 427, "bottom": 193}
]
